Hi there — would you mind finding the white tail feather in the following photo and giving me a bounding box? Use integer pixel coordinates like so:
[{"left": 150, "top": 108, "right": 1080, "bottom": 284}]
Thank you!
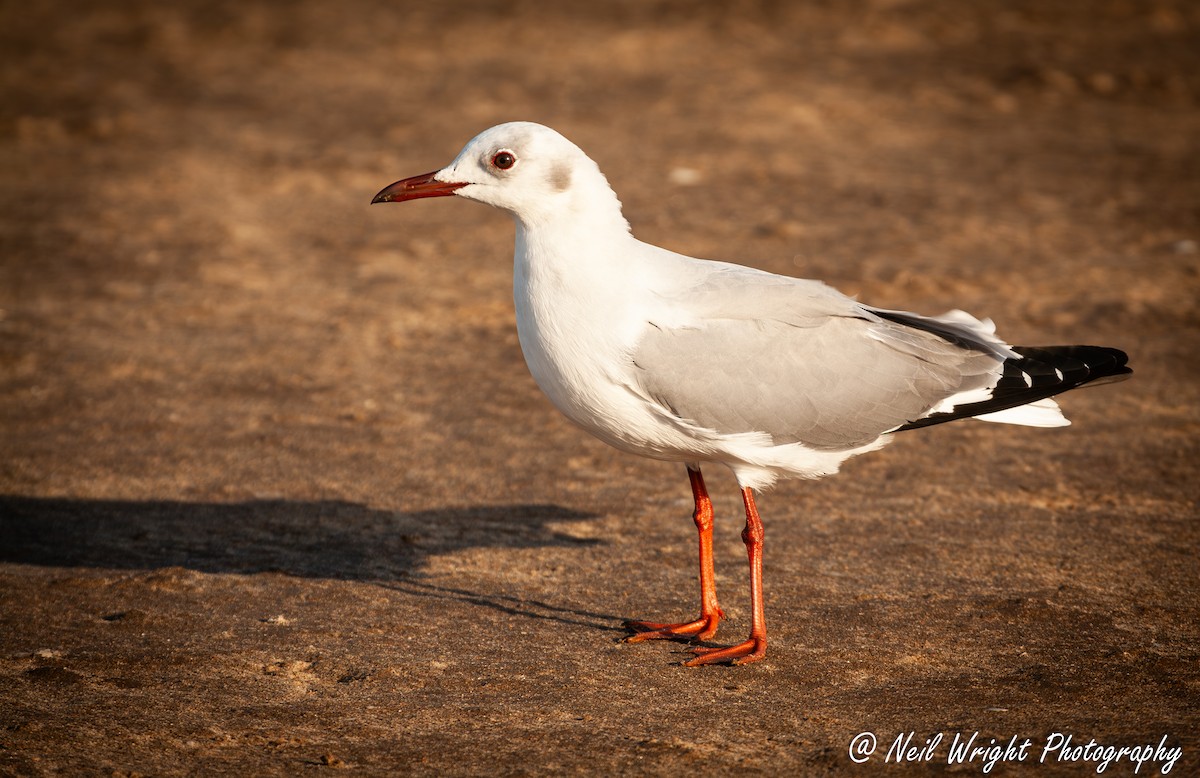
[{"left": 972, "top": 398, "right": 1070, "bottom": 428}]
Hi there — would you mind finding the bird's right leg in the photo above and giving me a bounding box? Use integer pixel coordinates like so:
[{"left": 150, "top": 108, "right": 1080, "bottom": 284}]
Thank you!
[{"left": 624, "top": 465, "right": 725, "bottom": 642}]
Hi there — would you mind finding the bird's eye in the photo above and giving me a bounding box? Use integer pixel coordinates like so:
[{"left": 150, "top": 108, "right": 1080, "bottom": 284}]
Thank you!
[{"left": 491, "top": 150, "right": 517, "bottom": 170}]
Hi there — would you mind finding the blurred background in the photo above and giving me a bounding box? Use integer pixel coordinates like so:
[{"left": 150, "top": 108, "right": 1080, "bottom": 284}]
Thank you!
[{"left": 3, "top": 0, "right": 1196, "bottom": 502}]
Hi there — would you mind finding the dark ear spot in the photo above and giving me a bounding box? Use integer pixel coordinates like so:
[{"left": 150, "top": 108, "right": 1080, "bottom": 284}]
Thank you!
[{"left": 548, "top": 162, "right": 572, "bottom": 192}]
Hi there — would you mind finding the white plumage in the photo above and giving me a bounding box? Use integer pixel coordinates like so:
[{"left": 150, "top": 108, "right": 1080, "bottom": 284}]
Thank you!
[{"left": 373, "top": 121, "right": 1130, "bottom": 666}]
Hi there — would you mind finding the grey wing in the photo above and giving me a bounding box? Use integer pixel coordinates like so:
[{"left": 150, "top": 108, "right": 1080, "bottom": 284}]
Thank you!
[{"left": 629, "top": 308, "right": 1005, "bottom": 451}]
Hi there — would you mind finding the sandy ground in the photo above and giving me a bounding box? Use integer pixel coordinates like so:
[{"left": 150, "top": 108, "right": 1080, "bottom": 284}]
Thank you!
[{"left": 2, "top": 1, "right": 1198, "bottom": 775}]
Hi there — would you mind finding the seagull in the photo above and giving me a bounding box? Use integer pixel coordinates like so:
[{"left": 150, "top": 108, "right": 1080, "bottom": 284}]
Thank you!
[{"left": 372, "top": 122, "right": 1131, "bottom": 666}]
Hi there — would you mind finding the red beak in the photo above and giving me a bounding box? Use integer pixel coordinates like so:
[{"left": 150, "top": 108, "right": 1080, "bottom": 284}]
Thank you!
[{"left": 371, "top": 171, "right": 466, "bottom": 204}]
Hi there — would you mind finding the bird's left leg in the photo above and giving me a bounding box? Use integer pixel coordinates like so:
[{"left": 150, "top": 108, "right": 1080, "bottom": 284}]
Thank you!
[
  {"left": 685, "top": 486, "right": 768, "bottom": 666},
  {"left": 624, "top": 465, "right": 725, "bottom": 642}
]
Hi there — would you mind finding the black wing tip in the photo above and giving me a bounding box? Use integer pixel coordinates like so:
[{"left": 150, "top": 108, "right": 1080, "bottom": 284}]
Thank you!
[
  {"left": 1012, "top": 345, "right": 1132, "bottom": 384},
  {"left": 895, "top": 344, "right": 1132, "bottom": 433}
]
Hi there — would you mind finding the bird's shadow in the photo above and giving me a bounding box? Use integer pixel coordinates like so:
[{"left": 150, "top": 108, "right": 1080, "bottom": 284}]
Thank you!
[{"left": 0, "top": 495, "right": 624, "bottom": 630}]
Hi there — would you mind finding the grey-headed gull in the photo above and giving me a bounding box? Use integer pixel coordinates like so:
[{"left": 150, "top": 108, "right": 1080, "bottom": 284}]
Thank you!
[{"left": 372, "top": 122, "right": 1131, "bottom": 666}]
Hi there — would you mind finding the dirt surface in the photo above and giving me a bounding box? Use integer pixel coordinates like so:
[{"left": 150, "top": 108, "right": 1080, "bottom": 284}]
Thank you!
[{"left": 2, "top": 1, "right": 1198, "bottom": 775}]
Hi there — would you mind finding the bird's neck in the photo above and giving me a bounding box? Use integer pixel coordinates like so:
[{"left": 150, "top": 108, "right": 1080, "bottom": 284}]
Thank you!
[
  {"left": 515, "top": 177, "right": 630, "bottom": 236},
  {"left": 511, "top": 173, "right": 636, "bottom": 285},
  {"left": 514, "top": 217, "right": 634, "bottom": 298}
]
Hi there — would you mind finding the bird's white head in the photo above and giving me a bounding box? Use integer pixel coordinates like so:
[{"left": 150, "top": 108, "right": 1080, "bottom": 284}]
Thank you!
[{"left": 372, "top": 122, "right": 627, "bottom": 230}]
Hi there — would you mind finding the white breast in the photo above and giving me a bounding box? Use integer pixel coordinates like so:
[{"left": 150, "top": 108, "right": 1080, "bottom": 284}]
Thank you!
[{"left": 512, "top": 224, "right": 684, "bottom": 455}]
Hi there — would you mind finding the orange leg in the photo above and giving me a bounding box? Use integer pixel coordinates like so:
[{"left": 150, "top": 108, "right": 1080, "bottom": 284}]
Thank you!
[
  {"left": 685, "top": 486, "right": 767, "bottom": 666},
  {"left": 624, "top": 466, "right": 725, "bottom": 642}
]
